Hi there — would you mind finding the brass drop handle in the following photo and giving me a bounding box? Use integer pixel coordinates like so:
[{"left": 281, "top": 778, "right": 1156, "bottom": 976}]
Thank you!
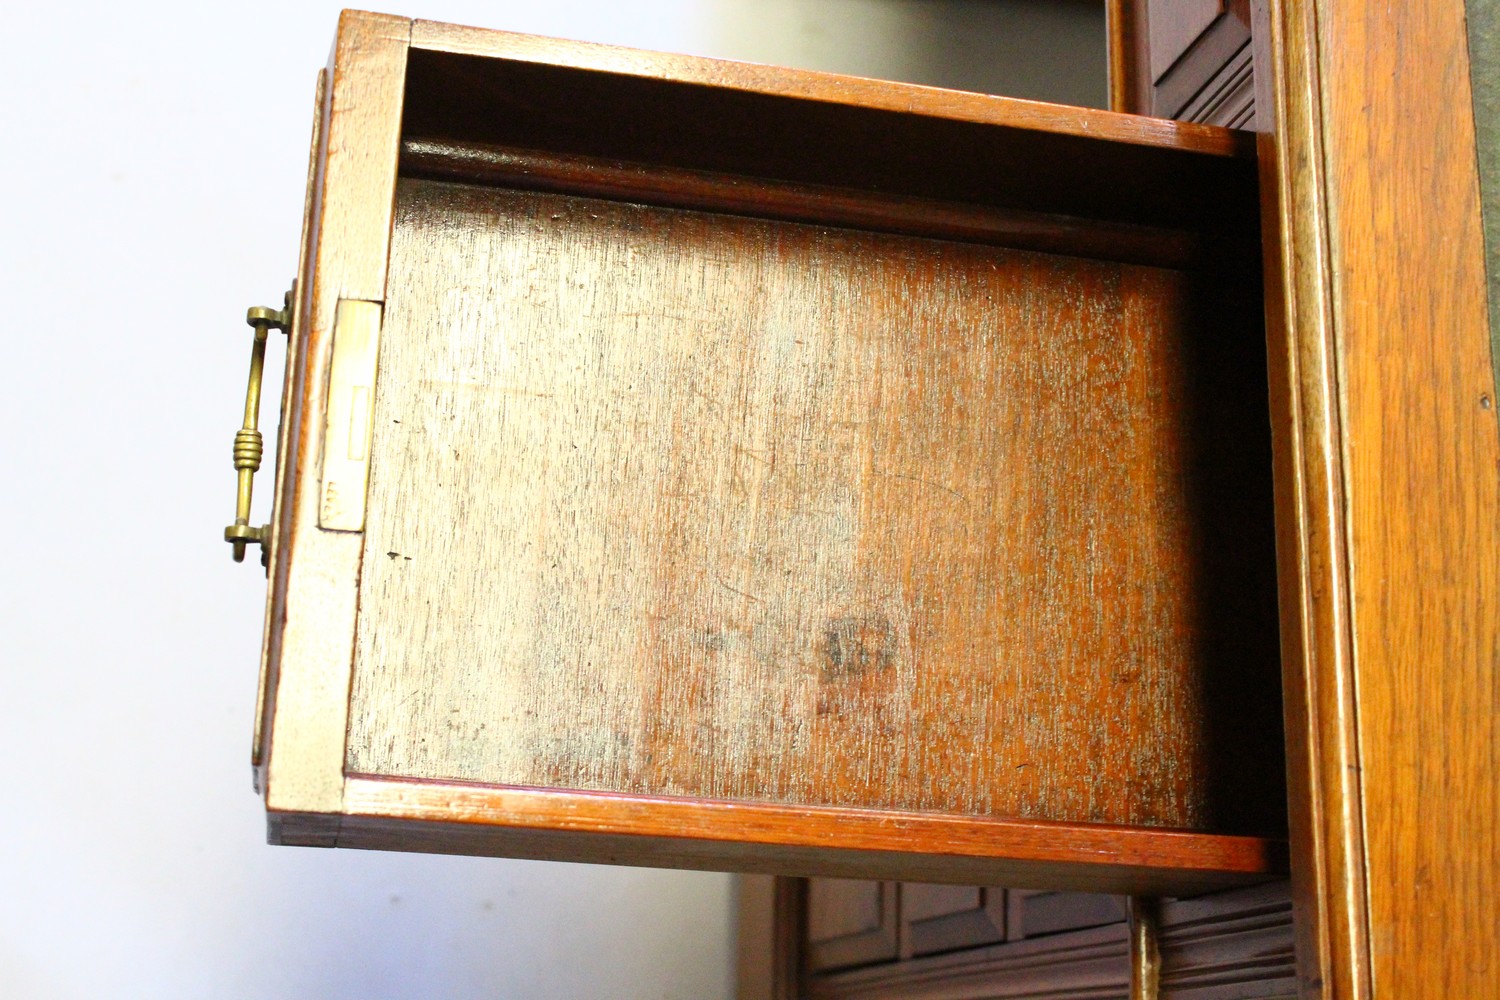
[{"left": 225, "top": 289, "right": 292, "bottom": 564}]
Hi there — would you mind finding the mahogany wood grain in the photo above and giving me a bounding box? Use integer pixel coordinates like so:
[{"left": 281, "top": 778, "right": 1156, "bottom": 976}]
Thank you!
[
  {"left": 346, "top": 176, "right": 1280, "bottom": 832},
  {"left": 1259, "top": 0, "right": 1500, "bottom": 994},
  {"left": 329, "top": 776, "right": 1285, "bottom": 895},
  {"left": 260, "top": 10, "right": 409, "bottom": 826}
]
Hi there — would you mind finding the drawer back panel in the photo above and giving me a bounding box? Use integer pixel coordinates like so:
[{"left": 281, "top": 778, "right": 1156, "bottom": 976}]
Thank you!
[{"left": 344, "top": 173, "right": 1282, "bottom": 832}]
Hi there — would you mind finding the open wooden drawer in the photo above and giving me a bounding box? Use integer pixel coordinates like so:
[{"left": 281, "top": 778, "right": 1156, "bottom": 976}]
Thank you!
[{"left": 242, "top": 10, "right": 1287, "bottom": 895}]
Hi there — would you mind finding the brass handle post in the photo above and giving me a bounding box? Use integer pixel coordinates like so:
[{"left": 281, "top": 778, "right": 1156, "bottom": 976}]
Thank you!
[
  {"left": 1128, "top": 895, "right": 1162, "bottom": 1000},
  {"left": 225, "top": 291, "right": 291, "bottom": 564}
]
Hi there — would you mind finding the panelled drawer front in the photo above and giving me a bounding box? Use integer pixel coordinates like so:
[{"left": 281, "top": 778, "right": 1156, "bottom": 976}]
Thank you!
[
  {"left": 1008, "top": 890, "right": 1128, "bottom": 939},
  {"left": 902, "top": 883, "right": 1008, "bottom": 957},
  {"left": 806, "top": 879, "right": 899, "bottom": 972},
  {"left": 804, "top": 879, "right": 1128, "bottom": 966},
  {"left": 799, "top": 879, "right": 1295, "bottom": 998}
]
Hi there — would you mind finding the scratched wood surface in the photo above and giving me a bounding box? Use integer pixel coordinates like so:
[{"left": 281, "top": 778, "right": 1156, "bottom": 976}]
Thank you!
[{"left": 344, "top": 173, "right": 1281, "bottom": 832}]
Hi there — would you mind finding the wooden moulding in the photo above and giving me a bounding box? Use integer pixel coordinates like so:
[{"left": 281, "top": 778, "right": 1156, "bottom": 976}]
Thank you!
[
  {"left": 324, "top": 776, "right": 1287, "bottom": 896},
  {"left": 260, "top": 11, "right": 1288, "bottom": 892},
  {"left": 1255, "top": 0, "right": 1500, "bottom": 995}
]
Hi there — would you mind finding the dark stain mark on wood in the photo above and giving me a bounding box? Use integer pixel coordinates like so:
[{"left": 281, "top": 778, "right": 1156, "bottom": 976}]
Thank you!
[{"left": 820, "top": 613, "right": 896, "bottom": 682}]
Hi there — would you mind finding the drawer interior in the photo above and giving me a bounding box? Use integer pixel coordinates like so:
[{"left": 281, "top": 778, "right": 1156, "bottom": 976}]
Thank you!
[{"left": 340, "top": 43, "right": 1285, "bottom": 838}]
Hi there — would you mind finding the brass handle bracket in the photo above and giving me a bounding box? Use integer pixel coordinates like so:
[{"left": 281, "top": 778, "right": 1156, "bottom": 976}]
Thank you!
[{"left": 225, "top": 288, "right": 293, "bottom": 565}]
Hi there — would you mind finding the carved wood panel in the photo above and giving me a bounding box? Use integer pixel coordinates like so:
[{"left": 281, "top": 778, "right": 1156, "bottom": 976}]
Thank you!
[{"left": 796, "top": 878, "right": 1295, "bottom": 999}]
